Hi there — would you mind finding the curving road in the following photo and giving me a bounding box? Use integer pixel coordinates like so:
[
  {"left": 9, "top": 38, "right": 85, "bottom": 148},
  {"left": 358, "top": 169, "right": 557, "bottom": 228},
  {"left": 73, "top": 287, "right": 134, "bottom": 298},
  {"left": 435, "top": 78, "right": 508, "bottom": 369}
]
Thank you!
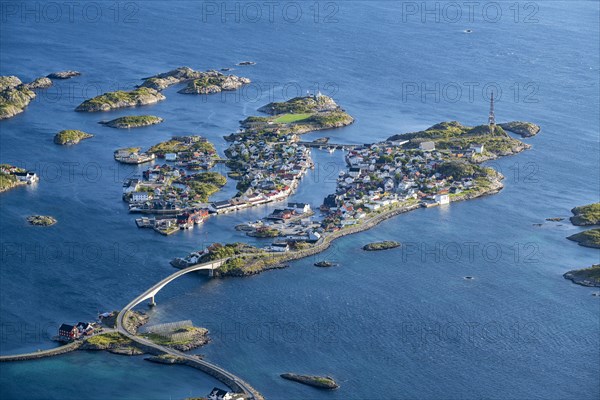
[{"left": 115, "top": 258, "right": 263, "bottom": 399}]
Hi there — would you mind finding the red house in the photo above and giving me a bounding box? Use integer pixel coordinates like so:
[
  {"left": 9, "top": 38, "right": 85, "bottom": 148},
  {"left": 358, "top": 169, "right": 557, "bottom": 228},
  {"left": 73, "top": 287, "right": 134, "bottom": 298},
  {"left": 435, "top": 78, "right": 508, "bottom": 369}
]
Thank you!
[{"left": 58, "top": 324, "right": 79, "bottom": 339}]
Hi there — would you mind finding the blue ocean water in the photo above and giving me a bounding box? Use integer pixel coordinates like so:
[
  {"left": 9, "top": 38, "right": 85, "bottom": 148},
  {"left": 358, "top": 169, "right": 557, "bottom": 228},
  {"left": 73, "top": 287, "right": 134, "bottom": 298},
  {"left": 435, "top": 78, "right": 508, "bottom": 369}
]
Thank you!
[{"left": 1, "top": 1, "right": 599, "bottom": 399}]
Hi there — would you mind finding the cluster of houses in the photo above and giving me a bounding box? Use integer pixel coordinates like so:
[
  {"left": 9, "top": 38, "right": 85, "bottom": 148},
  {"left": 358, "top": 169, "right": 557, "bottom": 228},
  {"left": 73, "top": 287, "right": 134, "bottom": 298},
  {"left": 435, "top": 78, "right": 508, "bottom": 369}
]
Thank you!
[
  {"left": 209, "top": 138, "right": 313, "bottom": 214},
  {"left": 161, "top": 135, "right": 219, "bottom": 170},
  {"left": 58, "top": 321, "right": 95, "bottom": 340},
  {"left": 319, "top": 141, "right": 484, "bottom": 230}
]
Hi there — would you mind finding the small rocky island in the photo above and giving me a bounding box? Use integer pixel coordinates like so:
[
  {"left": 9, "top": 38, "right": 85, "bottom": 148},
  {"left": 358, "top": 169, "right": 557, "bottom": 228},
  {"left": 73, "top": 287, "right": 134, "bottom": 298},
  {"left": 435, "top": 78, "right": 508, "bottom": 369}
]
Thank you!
[
  {"left": 75, "top": 87, "right": 165, "bottom": 112},
  {"left": 0, "top": 75, "right": 52, "bottom": 120},
  {"left": 237, "top": 61, "right": 256, "bottom": 66},
  {"left": 570, "top": 203, "right": 600, "bottom": 226},
  {"left": 100, "top": 115, "right": 163, "bottom": 129},
  {"left": 54, "top": 130, "right": 93, "bottom": 145},
  {"left": 363, "top": 241, "right": 401, "bottom": 251},
  {"left": 314, "top": 261, "right": 338, "bottom": 267},
  {"left": 178, "top": 72, "right": 251, "bottom": 94},
  {"left": 225, "top": 94, "right": 354, "bottom": 141},
  {"left": 280, "top": 373, "right": 339, "bottom": 389},
  {"left": 27, "top": 215, "right": 57, "bottom": 226},
  {"left": 139, "top": 66, "right": 250, "bottom": 93},
  {"left": 564, "top": 265, "right": 600, "bottom": 287},
  {"left": 567, "top": 229, "right": 600, "bottom": 249},
  {"left": 498, "top": 121, "right": 541, "bottom": 137},
  {"left": 47, "top": 71, "right": 81, "bottom": 79}
]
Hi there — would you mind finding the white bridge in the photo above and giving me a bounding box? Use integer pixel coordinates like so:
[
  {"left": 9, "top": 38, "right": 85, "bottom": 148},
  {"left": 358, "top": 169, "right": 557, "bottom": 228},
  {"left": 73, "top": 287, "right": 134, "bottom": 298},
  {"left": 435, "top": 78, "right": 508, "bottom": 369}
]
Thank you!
[{"left": 132, "top": 259, "right": 227, "bottom": 307}]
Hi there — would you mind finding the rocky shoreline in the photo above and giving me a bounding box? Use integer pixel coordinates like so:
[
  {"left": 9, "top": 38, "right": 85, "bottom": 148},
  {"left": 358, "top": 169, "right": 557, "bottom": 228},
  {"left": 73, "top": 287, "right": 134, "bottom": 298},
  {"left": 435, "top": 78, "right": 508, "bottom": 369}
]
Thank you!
[
  {"left": 75, "top": 87, "right": 165, "bottom": 112},
  {"left": 499, "top": 121, "right": 541, "bottom": 137},
  {"left": 140, "top": 66, "right": 250, "bottom": 93},
  {"left": 363, "top": 241, "right": 401, "bottom": 251},
  {"left": 54, "top": 130, "right": 93, "bottom": 145},
  {"left": 100, "top": 115, "right": 163, "bottom": 129},
  {"left": 563, "top": 265, "right": 600, "bottom": 287},
  {"left": 216, "top": 175, "right": 504, "bottom": 278},
  {"left": 567, "top": 229, "right": 600, "bottom": 249},
  {"left": 280, "top": 373, "right": 339, "bottom": 389},
  {"left": 27, "top": 215, "right": 57, "bottom": 226}
]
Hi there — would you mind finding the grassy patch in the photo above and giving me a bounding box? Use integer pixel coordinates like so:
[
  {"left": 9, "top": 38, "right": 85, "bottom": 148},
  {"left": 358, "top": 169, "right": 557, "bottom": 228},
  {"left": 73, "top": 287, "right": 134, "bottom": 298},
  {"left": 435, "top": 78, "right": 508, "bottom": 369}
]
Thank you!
[{"left": 273, "top": 113, "right": 313, "bottom": 124}]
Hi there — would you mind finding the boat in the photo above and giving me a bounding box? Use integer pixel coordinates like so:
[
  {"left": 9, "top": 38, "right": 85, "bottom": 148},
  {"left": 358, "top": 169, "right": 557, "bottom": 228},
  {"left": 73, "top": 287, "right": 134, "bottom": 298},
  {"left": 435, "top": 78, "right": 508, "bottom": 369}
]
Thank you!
[{"left": 328, "top": 147, "right": 335, "bottom": 154}]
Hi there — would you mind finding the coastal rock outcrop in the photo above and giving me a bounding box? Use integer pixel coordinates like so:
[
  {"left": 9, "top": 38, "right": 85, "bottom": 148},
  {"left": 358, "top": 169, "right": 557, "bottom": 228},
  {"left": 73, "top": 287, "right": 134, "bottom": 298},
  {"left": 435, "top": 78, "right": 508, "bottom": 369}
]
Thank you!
[
  {"left": 363, "top": 241, "right": 401, "bottom": 251},
  {"left": 75, "top": 88, "right": 165, "bottom": 112},
  {"left": 567, "top": 229, "right": 600, "bottom": 249},
  {"left": 0, "top": 76, "right": 22, "bottom": 91},
  {"left": 53, "top": 130, "right": 93, "bottom": 145},
  {"left": 47, "top": 71, "right": 81, "bottom": 79},
  {"left": 27, "top": 215, "right": 57, "bottom": 226},
  {"left": 23, "top": 77, "right": 53, "bottom": 90},
  {"left": 570, "top": 203, "right": 600, "bottom": 226},
  {"left": 140, "top": 67, "right": 250, "bottom": 93},
  {"left": 499, "top": 121, "right": 541, "bottom": 137},
  {"left": 100, "top": 115, "right": 163, "bottom": 129},
  {"left": 0, "top": 76, "right": 54, "bottom": 120},
  {"left": 280, "top": 373, "right": 339, "bottom": 389},
  {"left": 563, "top": 265, "right": 600, "bottom": 287},
  {"left": 178, "top": 74, "right": 251, "bottom": 94},
  {"left": 258, "top": 94, "right": 339, "bottom": 115}
]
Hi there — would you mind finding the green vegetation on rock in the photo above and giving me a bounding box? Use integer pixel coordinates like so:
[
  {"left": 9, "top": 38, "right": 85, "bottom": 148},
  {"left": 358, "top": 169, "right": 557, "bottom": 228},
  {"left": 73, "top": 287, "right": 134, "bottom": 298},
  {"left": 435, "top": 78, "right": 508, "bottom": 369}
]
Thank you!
[
  {"left": 259, "top": 95, "right": 339, "bottom": 115},
  {"left": 102, "top": 115, "right": 163, "bottom": 129},
  {"left": 280, "top": 373, "right": 339, "bottom": 389},
  {"left": 570, "top": 203, "right": 600, "bottom": 226},
  {"left": 499, "top": 121, "right": 540, "bottom": 137},
  {"left": 27, "top": 215, "right": 57, "bottom": 226},
  {"left": 186, "top": 172, "right": 227, "bottom": 201},
  {"left": 567, "top": 229, "right": 600, "bottom": 249},
  {"left": 75, "top": 87, "right": 165, "bottom": 112},
  {"left": 563, "top": 264, "right": 600, "bottom": 287},
  {"left": 387, "top": 121, "right": 530, "bottom": 161},
  {"left": 54, "top": 130, "right": 93, "bottom": 145},
  {"left": 363, "top": 241, "right": 401, "bottom": 251},
  {"left": 148, "top": 137, "right": 216, "bottom": 155}
]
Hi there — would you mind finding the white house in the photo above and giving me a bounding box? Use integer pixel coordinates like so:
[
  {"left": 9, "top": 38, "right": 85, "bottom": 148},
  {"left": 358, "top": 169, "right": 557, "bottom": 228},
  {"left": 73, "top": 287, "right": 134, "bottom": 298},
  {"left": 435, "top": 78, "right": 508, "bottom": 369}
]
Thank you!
[
  {"left": 165, "top": 153, "right": 177, "bottom": 161},
  {"left": 287, "top": 202, "right": 311, "bottom": 214},
  {"left": 208, "top": 387, "right": 234, "bottom": 400},
  {"left": 419, "top": 141, "right": 436, "bottom": 151},
  {"left": 435, "top": 194, "right": 450, "bottom": 205},
  {"left": 470, "top": 143, "right": 485, "bottom": 154},
  {"left": 131, "top": 191, "right": 151, "bottom": 202}
]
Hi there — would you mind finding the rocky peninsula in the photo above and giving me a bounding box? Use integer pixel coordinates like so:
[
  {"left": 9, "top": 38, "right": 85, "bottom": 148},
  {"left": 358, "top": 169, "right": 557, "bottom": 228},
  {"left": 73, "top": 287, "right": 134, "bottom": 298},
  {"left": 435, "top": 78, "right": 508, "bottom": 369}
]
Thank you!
[
  {"left": 563, "top": 265, "right": 600, "bottom": 287},
  {"left": 75, "top": 87, "right": 165, "bottom": 112},
  {"left": 0, "top": 75, "right": 53, "bottom": 120},
  {"left": 499, "top": 121, "right": 541, "bottom": 137},
  {"left": 27, "top": 215, "right": 57, "bottom": 226},
  {"left": 570, "top": 203, "right": 600, "bottom": 226},
  {"left": 363, "top": 241, "right": 401, "bottom": 251},
  {"left": 0, "top": 164, "right": 29, "bottom": 192},
  {"left": 567, "top": 229, "right": 600, "bottom": 249},
  {"left": 387, "top": 121, "right": 531, "bottom": 163},
  {"left": 54, "top": 130, "right": 93, "bottom": 145},
  {"left": 100, "top": 115, "right": 163, "bottom": 129},
  {"left": 280, "top": 373, "right": 339, "bottom": 389}
]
